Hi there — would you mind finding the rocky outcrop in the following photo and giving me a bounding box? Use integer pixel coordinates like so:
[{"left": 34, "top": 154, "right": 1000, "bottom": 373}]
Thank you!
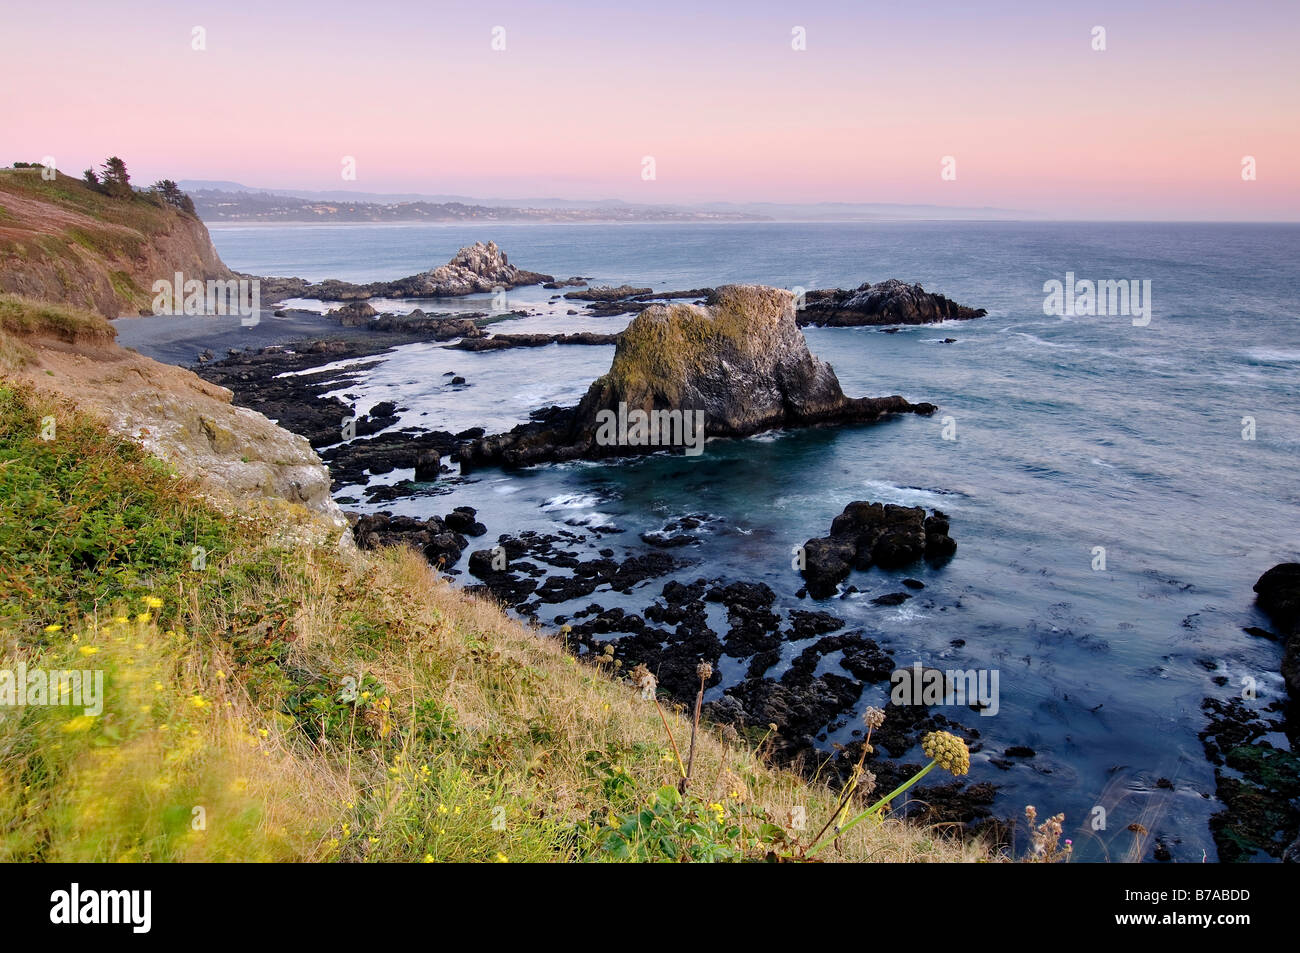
[
  {"left": 1201, "top": 562, "right": 1300, "bottom": 862},
  {"left": 370, "top": 311, "right": 485, "bottom": 340},
  {"left": 1255, "top": 562, "right": 1300, "bottom": 700},
  {"left": 352, "top": 507, "right": 487, "bottom": 570},
  {"left": 563, "top": 285, "right": 653, "bottom": 302},
  {"left": 0, "top": 171, "right": 233, "bottom": 318},
  {"left": 447, "top": 331, "right": 618, "bottom": 351},
  {"left": 798, "top": 279, "right": 985, "bottom": 327},
  {"left": 460, "top": 285, "right": 936, "bottom": 469},
  {"left": 331, "top": 301, "right": 378, "bottom": 325},
  {"left": 254, "top": 241, "right": 553, "bottom": 302},
  {"left": 801, "top": 502, "right": 956, "bottom": 597},
  {"left": 1, "top": 295, "right": 348, "bottom": 545}
]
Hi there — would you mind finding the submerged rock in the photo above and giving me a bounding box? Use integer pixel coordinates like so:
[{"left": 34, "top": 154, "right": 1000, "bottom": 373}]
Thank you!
[
  {"left": 798, "top": 279, "right": 985, "bottom": 327},
  {"left": 460, "top": 285, "right": 936, "bottom": 469},
  {"left": 447, "top": 331, "right": 618, "bottom": 351}
]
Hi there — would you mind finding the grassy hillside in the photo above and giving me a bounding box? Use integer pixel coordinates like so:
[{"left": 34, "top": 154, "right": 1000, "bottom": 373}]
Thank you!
[
  {"left": 0, "top": 168, "right": 231, "bottom": 318},
  {"left": 0, "top": 377, "right": 991, "bottom": 862}
]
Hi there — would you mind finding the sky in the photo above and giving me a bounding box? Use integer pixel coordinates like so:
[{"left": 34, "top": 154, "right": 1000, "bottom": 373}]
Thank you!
[{"left": 3, "top": 0, "right": 1298, "bottom": 219}]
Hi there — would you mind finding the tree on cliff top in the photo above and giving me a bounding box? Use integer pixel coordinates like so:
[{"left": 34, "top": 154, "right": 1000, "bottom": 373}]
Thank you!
[
  {"left": 150, "top": 178, "right": 196, "bottom": 216},
  {"left": 99, "top": 156, "right": 132, "bottom": 198}
]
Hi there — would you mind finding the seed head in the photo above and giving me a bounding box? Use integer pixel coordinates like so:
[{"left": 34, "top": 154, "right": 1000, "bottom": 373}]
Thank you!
[
  {"left": 921, "top": 730, "right": 970, "bottom": 776},
  {"left": 630, "top": 663, "right": 657, "bottom": 701},
  {"left": 696, "top": 661, "right": 713, "bottom": 681},
  {"left": 862, "top": 706, "right": 886, "bottom": 730}
]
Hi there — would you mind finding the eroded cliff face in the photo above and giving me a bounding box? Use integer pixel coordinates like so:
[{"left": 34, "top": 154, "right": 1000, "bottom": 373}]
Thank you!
[
  {"left": 461, "top": 284, "right": 936, "bottom": 468},
  {"left": 0, "top": 295, "right": 348, "bottom": 547},
  {"left": 0, "top": 172, "right": 233, "bottom": 318}
]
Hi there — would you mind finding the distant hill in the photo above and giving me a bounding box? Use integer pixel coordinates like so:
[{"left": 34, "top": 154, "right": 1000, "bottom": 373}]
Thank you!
[
  {"left": 179, "top": 181, "right": 1025, "bottom": 223},
  {"left": 184, "top": 185, "right": 771, "bottom": 224}
]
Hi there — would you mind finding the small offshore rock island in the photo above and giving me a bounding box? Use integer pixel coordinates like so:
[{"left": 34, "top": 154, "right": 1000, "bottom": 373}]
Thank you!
[{"left": 460, "top": 285, "right": 939, "bottom": 469}]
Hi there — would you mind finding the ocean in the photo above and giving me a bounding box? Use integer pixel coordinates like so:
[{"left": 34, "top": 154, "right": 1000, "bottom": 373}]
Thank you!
[{"left": 200, "top": 220, "right": 1300, "bottom": 861}]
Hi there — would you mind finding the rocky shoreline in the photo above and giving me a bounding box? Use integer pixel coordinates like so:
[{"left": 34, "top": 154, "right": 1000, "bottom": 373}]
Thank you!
[
  {"left": 248, "top": 240, "right": 553, "bottom": 303},
  {"left": 340, "top": 509, "right": 1000, "bottom": 831},
  {"left": 185, "top": 264, "right": 1009, "bottom": 838},
  {"left": 1200, "top": 563, "right": 1300, "bottom": 861}
]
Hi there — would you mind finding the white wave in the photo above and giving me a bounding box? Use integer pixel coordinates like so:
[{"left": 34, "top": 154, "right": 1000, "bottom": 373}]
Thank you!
[
  {"left": 541, "top": 493, "right": 606, "bottom": 511},
  {"left": 1011, "top": 332, "right": 1076, "bottom": 350},
  {"left": 859, "top": 480, "right": 961, "bottom": 509},
  {"left": 1243, "top": 348, "right": 1300, "bottom": 363},
  {"left": 565, "top": 511, "right": 617, "bottom": 528}
]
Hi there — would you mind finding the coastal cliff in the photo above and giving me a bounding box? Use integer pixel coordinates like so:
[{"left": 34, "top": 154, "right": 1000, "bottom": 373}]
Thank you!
[
  {"left": 0, "top": 178, "right": 984, "bottom": 862},
  {"left": 0, "top": 294, "right": 345, "bottom": 542},
  {"left": 0, "top": 170, "right": 232, "bottom": 318}
]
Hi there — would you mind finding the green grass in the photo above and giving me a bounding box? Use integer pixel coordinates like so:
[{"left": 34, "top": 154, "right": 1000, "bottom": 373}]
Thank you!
[
  {"left": 0, "top": 382, "right": 991, "bottom": 862},
  {"left": 0, "top": 170, "right": 186, "bottom": 234}
]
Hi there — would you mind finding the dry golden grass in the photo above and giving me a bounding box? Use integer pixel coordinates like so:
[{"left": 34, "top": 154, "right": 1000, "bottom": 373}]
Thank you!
[{"left": 0, "top": 372, "right": 995, "bottom": 863}]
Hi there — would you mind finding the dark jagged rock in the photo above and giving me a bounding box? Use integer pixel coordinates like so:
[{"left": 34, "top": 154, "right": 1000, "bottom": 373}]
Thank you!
[
  {"left": 371, "top": 311, "right": 486, "bottom": 340},
  {"left": 351, "top": 512, "right": 467, "bottom": 569},
  {"left": 563, "top": 284, "right": 653, "bottom": 302},
  {"left": 1253, "top": 562, "right": 1300, "bottom": 702},
  {"left": 798, "top": 279, "right": 986, "bottom": 327},
  {"left": 414, "top": 450, "right": 442, "bottom": 482},
  {"left": 320, "top": 428, "right": 463, "bottom": 488},
  {"left": 1197, "top": 561, "right": 1300, "bottom": 861},
  {"left": 706, "top": 581, "right": 782, "bottom": 657},
  {"left": 447, "top": 331, "right": 618, "bottom": 351},
  {"left": 801, "top": 501, "right": 957, "bottom": 598},
  {"left": 1255, "top": 560, "right": 1300, "bottom": 734},
  {"left": 629, "top": 288, "right": 714, "bottom": 302},
  {"left": 461, "top": 285, "right": 937, "bottom": 470}
]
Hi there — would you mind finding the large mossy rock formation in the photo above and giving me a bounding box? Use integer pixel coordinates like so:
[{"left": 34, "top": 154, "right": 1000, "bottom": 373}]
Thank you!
[{"left": 460, "top": 284, "right": 936, "bottom": 469}]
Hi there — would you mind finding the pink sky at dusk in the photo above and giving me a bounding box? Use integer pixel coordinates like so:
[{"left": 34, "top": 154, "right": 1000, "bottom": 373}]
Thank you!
[{"left": 3, "top": 0, "right": 1297, "bottom": 219}]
